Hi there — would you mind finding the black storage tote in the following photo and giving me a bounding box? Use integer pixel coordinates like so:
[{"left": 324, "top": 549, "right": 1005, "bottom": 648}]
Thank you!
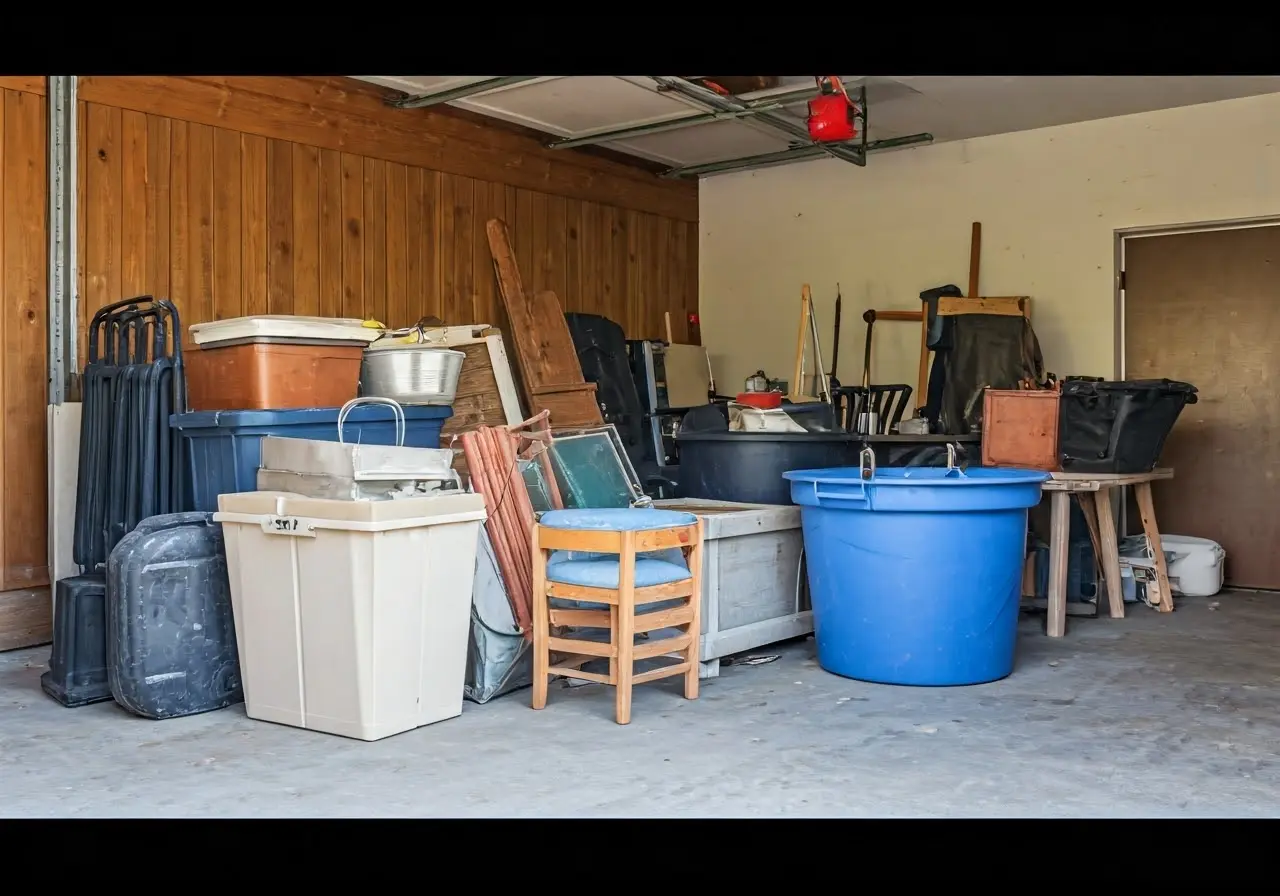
[{"left": 1058, "top": 378, "right": 1198, "bottom": 474}]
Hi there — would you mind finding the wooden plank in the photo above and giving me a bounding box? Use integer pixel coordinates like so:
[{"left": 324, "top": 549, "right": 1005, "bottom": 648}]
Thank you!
[
  {"left": 564, "top": 198, "right": 583, "bottom": 314},
  {"left": 608, "top": 206, "right": 628, "bottom": 327},
  {"left": 450, "top": 175, "right": 475, "bottom": 326},
  {"left": 84, "top": 103, "right": 122, "bottom": 338},
  {"left": 212, "top": 127, "right": 242, "bottom": 320},
  {"left": 339, "top": 152, "right": 363, "bottom": 318},
  {"left": 265, "top": 138, "right": 293, "bottom": 315},
  {"left": 77, "top": 76, "right": 699, "bottom": 222},
  {"left": 145, "top": 115, "right": 171, "bottom": 304},
  {"left": 404, "top": 167, "right": 427, "bottom": 322},
  {"left": 626, "top": 209, "right": 643, "bottom": 336},
  {"left": 384, "top": 162, "right": 408, "bottom": 328},
  {"left": 239, "top": 133, "right": 268, "bottom": 317},
  {"left": 187, "top": 123, "right": 215, "bottom": 328},
  {"left": 545, "top": 194, "right": 568, "bottom": 308},
  {"left": 513, "top": 188, "right": 536, "bottom": 296},
  {"left": 421, "top": 169, "right": 443, "bottom": 321},
  {"left": 119, "top": 109, "right": 148, "bottom": 297},
  {"left": 362, "top": 157, "right": 387, "bottom": 325},
  {"left": 2, "top": 90, "right": 49, "bottom": 592},
  {"left": 438, "top": 173, "right": 457, "bottom": 325},
  {"left": 168, "top": 120, "right": 189, "bottom": 327},
  {"left": 0, "top": 588, "right": 52, "bottom": 652},
  {"left": 485, "top": 219, "right": 601, "bottom": 427},
  {"left": 1046, "top": 490, "right": 1071, "bottom": 638},
  {"left": 317, "top": 148, "right": 343, "bottom": 319},
  {"left": 0, "top": 76, "right": 45, "bottom": 96},
  {"left": 291, "top": 143, "right": 321, "bottom": 317},
  {"left": 469, "top": 179, "right": 494, "bottom": 325},
  {"left": 937, "top": 296, "right": 1030, "bottom": 318}
]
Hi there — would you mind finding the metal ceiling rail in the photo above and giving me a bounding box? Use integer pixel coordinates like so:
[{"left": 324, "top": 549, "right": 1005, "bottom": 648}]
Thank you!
[
  {"left": 660, "top": 132, "right": 936, "bottom": 179},
  {"left": 544, "top": 83, "right": 825, "bottom": 151},
  {"left": 388, "top": 76, "right": 540, "bottom": 109},
  {"left": 648, "top": 76, "right": 868, "bottom": 168}
]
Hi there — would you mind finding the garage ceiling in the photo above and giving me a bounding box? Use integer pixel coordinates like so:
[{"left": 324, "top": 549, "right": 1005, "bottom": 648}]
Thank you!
[{"left": 354, "top": 75, "right": 1280, "bottom": 179}]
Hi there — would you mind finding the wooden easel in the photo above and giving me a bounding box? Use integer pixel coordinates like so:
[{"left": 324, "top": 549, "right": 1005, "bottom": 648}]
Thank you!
[{"left": 789, "top": 284, "right": 831, "bottom": 403}]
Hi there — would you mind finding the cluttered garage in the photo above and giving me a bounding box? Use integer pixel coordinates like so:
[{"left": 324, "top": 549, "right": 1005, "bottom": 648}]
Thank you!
[{"left": 2, "top": 74, "right": 1280, "bottom": 817}]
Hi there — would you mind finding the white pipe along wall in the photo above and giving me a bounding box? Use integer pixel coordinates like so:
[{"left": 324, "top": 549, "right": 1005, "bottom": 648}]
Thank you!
[{"left": 699, "top": 91, "right": 1280, "bottom": 394}]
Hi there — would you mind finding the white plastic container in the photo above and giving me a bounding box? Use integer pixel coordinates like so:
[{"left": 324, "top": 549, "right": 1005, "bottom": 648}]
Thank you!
[
  {"left": 190, "top": 315, "right": 381, "bottom": 348},
  {"left": 213, "top": 490, "right": 487, "bottom": 741},
  {"left": 1161, "top": 534, "right": 1226, "bottom": 597}
]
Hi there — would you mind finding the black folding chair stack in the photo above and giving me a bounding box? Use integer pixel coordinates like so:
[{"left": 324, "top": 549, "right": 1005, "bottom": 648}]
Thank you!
[
  {"left": 71, "top": 296, "right": 187, "bottom": 571},
  {"left": 48, "top": 297, "right": 188, "bottom": 709}
]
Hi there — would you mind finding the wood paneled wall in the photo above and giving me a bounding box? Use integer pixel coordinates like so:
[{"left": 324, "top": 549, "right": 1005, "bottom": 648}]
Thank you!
[
  {"left": 0, "top": 85, "right": 48, "bottom": 599},
  {"left": 0, "top": 74, "right": 699, "bottom": 649},
  {"left": 75, "top": 77, "right": 701, "bottom": 355}
]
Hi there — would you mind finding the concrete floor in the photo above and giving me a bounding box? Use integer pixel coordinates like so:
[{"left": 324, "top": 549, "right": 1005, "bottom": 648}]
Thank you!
[{"left": 2, "top": 592, "right": 1279, "bottom": 818}]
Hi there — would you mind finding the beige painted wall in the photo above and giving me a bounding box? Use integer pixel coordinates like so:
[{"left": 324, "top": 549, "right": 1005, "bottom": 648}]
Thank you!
[{"left": 700, "top": 92, "right": 1280, "bottom": 396}]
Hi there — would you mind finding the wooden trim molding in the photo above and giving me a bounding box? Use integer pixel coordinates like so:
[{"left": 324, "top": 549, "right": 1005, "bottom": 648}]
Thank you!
[
  {"left": 77, "top": 76, "right": 698, "bottom": 222},
  {"left": 0, "top": 76, "right": 45, "bottom": 96}
]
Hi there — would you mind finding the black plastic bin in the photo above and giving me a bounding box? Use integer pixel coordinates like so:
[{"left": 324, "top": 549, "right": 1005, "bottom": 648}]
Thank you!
[
  {"left": 1058, "top": 378, "right": 1198, "bottom": 474},
  {"left": 674, "top": 432, "right": 860, "bottom": 505}
]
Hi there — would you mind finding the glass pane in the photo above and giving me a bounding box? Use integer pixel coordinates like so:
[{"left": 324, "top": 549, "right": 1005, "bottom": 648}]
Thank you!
[
  {"left": 520, "top": 459, "right": 557, "bottom": 513},
  {"left": 548, "top": 426, "right": 641, "bottom": 509}
]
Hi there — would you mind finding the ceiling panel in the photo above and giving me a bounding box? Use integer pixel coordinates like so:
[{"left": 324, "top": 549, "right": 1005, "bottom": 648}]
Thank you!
[
  {"left": 609, "top": 120, "right": 796, "bottom": 167},
  {"left": 357, "top": 75, "right": 492, "bottom": 95},
  {"left": 352, "top": 75, "right": 1280, "bottom": 176},
  {"left": 458, "top": 76, "right": 699, "bottom": 137}
]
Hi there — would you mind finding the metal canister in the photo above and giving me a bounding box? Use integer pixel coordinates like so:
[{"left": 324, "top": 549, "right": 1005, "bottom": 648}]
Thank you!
[{"left": 744, "top": 370, "right": 769, "bottom": 392}]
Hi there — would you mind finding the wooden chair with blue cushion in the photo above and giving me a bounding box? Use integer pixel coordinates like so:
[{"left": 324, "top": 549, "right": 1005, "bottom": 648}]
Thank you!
[{"left": 531, "top": 508, "right": 704, "bottom": 725}]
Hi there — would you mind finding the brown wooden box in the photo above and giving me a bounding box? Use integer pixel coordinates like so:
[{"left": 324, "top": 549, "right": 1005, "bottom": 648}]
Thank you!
[
  {"left": 981, "top": 388, "right": 1061, "bottom": 471},
  {"left": 185, "top": 341, "right": 364, "bottom": 412}
]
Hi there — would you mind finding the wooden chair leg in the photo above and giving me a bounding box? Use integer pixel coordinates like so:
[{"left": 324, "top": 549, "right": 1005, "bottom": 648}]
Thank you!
[
  {"left": 1134, "top": 482, "right": 1175, "bottom": 613},
  {"left": 614, "top": 531, "right": 637, "bottom": 725},
  {"left": 1046, "top": 491, "right": 1071, "bottom": 637},
  {"left": 683, "top": 523, "right": 704, "bottom": 700},
  {"left": 1090, "top": 488, "right": 1126, "bottom": 619},
  {"left": 530, "top": 527, "right": 550, "bottom": 710}
]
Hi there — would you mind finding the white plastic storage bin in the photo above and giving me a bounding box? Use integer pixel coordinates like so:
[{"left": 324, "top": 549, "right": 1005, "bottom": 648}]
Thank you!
[
  {"left": 1162, "top": 534, "right": 1226, "bottom": 597},
  {"left": 214, "top": 490, "right": 486, "bottom": 741}
]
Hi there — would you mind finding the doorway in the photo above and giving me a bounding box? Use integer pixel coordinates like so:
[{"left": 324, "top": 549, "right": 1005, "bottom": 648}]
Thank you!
[{"left": 1121, "top": 223, "right": 1280, "bottom": 590}]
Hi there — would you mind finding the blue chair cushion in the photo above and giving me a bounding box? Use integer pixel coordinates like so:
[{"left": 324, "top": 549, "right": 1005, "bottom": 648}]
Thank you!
[
  {"left": 539, "top": 508, "right": 698, "bottom": 532},
  {"left": 546, "top": 556, "right": 692, "bottom": 589}
]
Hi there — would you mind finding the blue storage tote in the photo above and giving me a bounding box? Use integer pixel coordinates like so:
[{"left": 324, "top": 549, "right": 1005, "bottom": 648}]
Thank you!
[{"left": 170, "top": 404, "right": 453, "bottom": 512}]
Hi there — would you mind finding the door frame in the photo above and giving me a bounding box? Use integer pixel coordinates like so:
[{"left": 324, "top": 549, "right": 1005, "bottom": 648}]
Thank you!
[
  {"left": 1112, "top": 214, "right": 1280, "bottom": 538},
  {"left": 1114, "top": 214, "right": 1280, "bottom": 379}
]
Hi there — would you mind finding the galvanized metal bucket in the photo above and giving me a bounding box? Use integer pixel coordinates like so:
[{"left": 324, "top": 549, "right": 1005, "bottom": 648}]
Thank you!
[{"left": 359, "top": 345, "right": 465, "bottom": 406}]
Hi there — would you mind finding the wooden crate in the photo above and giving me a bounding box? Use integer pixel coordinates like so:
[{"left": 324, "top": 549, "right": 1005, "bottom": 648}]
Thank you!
[
  {"left": 982, "top": 389, "right": 1061, "bottom": 471},
  {"left": 653, "top": 499, "right": 811, "bottom": 678}
]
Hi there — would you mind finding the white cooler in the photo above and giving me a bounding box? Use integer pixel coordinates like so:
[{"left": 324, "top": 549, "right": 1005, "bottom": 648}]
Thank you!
[{"left": 214, "top": 490, "right": 487, "bottom": 741}]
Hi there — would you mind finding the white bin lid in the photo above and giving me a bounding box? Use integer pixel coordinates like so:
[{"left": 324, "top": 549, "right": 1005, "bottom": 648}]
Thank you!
[
  {"left": 214, "top": 490, "right": 486, "bottom": 531},
  {"left": 190, "top": 315, "right": 382, "bottom": 347}
]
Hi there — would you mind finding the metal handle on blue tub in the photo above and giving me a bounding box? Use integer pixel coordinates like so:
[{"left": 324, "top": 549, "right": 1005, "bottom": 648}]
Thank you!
[
  {"left": 337, "top": 397, "right": 406, "bottom": 447},
  {"left": 859, "top": 446, "right": 876, "bottom": 481},
  {"left": 945, "top": 442, "right": 961, "bottom": 477}
]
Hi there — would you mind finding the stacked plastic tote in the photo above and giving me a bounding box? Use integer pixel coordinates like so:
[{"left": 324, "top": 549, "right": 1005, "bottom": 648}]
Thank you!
[{"left": 214, "top": 398, "right": 487, "bottom": 742}]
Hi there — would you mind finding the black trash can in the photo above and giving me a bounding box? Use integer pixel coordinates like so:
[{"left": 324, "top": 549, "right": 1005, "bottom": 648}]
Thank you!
[{"left": 1058, "top": 378, "right": 1198, "bottom": 474}]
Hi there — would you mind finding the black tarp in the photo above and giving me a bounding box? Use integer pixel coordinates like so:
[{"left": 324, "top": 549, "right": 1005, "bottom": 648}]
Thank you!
[{"left": 936, "top": 314, "right": 1046, "bottom": 435}]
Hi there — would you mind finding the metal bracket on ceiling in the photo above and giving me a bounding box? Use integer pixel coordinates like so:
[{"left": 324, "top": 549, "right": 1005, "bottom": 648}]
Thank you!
[
  {"left": 544, "top": 83, "right": 824, "bottom": 151},
  {"left": 387, "top": 76, "right": 540, "bottom": 110},
  {"left": 647, "top": 76, "right": 870, "bottom": 169},
  {"left": 660, "top": 133, "right": 935, "bottom": 180}
]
